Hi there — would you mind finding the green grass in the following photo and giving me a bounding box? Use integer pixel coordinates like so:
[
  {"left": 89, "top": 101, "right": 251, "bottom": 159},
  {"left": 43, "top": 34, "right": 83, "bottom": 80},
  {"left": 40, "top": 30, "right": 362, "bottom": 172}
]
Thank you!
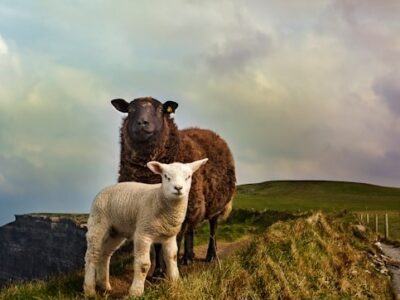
[
  {"left": 1, "top": 211, "right": 391, "bottom": 299},
  {"left": 144, "top": 212, "right": 391, "bottom": 299},
  {"left": 194, "top": 209, "right": 299, "bottom": 246},
  {"left": 234, "top": 180, "right": 400, "bottom": 211},
  {"left": 2, "top": 180, "right": 398, "bottom": 298}
]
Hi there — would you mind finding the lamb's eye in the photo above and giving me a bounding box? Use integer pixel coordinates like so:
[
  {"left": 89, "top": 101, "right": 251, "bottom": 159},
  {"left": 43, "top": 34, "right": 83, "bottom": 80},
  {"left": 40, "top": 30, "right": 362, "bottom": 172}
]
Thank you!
[
  {"left": 186, "top": 175, "right": 191, "bottom": 181},
  {"left": 164, "top": 174, "right": 171, "bottom": 181}
]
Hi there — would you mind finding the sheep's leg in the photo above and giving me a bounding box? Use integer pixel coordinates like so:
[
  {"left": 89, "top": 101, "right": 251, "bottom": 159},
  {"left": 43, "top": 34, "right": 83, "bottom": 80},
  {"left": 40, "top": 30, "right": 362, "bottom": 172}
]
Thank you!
[
  {"left": 129, "top": 236, "right": 152, "bottom": 297},
  {"left": 182, "top": 228, "right": 195, "bottom": 265},
  {"left": 205, "top": 215, "right": 218, "bottom": 262},
  {"left": 177, "top": 221, "right": 188, "bottom": 258},
  {"left": 162, "top": 237, "right": 179, "bottom": 281},
  {"left": 152, "top": 243, "right": 166, "bottom": 278},
  {"left": 84, "top": 223, "right": 108, "bottom": 297},
  {"left": 96, "top": 234, "right": 125, "bottom": 292}
]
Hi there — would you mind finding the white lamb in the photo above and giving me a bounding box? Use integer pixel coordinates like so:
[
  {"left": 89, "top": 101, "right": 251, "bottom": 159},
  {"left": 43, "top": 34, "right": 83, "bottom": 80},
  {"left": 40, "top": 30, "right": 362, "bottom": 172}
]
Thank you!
[{"left": 83, "top": 158, "right": 208, "bottom": 297}]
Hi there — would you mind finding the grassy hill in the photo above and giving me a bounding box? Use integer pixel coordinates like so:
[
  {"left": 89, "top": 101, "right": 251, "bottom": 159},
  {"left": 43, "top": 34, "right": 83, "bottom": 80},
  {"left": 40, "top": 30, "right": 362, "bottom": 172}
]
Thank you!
[
  {"left": 0, "top": 180, "right": 398, "bottom": 298},
  {"left": 234, "top": 180, "right": 400, "bottom": 212},
  {"left": 0, "top": 211, "right": 392, "bottom": 299}
]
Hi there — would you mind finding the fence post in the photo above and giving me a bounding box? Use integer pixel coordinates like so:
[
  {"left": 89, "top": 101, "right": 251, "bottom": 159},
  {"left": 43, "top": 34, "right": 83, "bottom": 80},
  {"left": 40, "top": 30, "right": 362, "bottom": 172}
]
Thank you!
[
  {"left": 385, "top": 213, "right": 389, "bottom": 239},
  {"left": 375, "top": 214, "right": 379, "bottom": 235},
  {"left": 360, "top": 213, "right": 364, "bottom": 223},
  {"left": 366, "top": 213, "right": 369, "bottom": 224}
]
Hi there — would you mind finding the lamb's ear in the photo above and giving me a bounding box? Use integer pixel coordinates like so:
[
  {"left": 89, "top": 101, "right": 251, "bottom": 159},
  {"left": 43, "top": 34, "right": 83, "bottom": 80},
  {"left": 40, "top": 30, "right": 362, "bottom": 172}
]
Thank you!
[
  {"left": 163, "top": 101, "right": 178, "bottom": 114},
  {"left": 147, "top": 161, "right": 164, "bottom": 175},
  {"left": 189, "top": 158, "right": 208, "bottom": 173},
  {"left": 111, "top": 99, "right": 129, "bottom": 113}
]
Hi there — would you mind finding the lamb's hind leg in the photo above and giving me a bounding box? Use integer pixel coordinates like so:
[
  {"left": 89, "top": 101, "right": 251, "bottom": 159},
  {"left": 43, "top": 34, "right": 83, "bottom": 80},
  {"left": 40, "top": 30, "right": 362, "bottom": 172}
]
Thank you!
[
  {"left": 205, "top": 215, "right": 218, "bottom": 262},
  {"left": 96, "top": 228, "right": 126, "bottom": 292},
  {"left": 84, "top": 222, "right": 108, "bottom": 297}
]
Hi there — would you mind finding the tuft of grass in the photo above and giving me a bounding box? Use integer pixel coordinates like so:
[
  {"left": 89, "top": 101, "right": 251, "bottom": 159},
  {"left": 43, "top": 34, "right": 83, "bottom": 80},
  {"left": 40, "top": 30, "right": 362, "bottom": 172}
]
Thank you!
[{"left": 0, "top": 273, "right": 84, "bottom": 300}]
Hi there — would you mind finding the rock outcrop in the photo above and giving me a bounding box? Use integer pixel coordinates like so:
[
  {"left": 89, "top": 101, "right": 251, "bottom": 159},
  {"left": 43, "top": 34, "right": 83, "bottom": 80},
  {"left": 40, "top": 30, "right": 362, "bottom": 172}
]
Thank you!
[{"left": 0, "top": 214, "right": 87, "bottom": 286}]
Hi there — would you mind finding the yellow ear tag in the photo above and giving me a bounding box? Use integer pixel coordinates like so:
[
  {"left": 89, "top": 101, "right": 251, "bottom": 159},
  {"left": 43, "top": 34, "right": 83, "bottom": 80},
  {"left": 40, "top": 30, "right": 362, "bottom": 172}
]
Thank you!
[{"left": 167, "top": 106, "right": 173, "bottom": 113}]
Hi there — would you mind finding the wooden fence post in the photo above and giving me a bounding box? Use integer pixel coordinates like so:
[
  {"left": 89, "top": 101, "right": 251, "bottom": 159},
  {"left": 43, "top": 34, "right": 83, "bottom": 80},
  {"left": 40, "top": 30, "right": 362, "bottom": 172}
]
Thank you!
[
  {"left": 375, "top": 214, "right": 379, "bottom": 235},
  {"left": 360, "top": 213, "right": 364, "bottom": 223},
  {"left": 385, "top": 213, "right": 389, "bottom": 239},
  {"left": 366, "top": 213, "right": 369, "bottom": 224}
]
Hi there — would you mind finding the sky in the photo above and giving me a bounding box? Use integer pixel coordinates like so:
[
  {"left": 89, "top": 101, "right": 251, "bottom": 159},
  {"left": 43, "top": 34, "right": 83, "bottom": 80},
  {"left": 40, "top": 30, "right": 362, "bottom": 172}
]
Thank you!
[{"left": 0, "top": 1, "right": 399, "bottom": 225}]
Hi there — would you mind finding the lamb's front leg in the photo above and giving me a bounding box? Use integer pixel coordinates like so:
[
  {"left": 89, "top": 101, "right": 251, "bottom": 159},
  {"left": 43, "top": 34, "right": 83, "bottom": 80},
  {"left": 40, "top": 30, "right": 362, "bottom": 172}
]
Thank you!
[
  {"left": 163, "top": 237, "right": 179, "bottom": 281},
  {"left": 129, "top": 236, "right": 152, "bottom": 297}
]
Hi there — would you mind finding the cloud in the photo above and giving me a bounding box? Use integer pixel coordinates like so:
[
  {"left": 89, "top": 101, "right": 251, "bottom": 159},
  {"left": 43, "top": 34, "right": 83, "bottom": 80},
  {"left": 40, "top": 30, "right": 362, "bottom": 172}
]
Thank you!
[
  {"left": 0, "top": 41, "right": 120, "bottom": 224},
  {"left": 0, "top": 34, "right": 7, "bottom": 55},
  {"left": 204, "top": 28, "right": 271, "bottom": 75},
  {"left": 0, "top": 1, "right": 400, "bottom": 224},
  {"left": 373, "top": 73, "right": 400, "bottom": 116}
]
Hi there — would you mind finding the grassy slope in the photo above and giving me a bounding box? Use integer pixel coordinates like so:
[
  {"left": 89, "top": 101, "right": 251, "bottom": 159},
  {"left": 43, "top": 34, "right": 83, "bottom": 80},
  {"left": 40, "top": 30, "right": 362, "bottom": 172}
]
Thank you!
[
  {"left": 235, "top": 180, "right": 400, "bottom": 211},
  {"left": 1, "top": 180, "right": 398, "bottom": 298},
  {"left": 145, "top": 212, "right": 391, "bottom": 299},
  {"left": 0, "top": 211, "right": 392, "bottom": 299}
]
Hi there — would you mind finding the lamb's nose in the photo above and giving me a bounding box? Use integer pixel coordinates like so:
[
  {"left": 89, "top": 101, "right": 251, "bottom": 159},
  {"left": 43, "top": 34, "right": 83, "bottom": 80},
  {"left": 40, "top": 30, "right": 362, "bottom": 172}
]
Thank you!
[{"left": 174, "top": 186, "right": 183, "bottom": 191}]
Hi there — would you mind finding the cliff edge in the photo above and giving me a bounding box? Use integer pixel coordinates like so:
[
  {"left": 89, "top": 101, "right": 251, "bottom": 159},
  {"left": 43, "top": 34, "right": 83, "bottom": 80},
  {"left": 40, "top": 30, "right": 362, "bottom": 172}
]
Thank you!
[{"left": 0, "top": 214, "right": 88, "bottom": 286}]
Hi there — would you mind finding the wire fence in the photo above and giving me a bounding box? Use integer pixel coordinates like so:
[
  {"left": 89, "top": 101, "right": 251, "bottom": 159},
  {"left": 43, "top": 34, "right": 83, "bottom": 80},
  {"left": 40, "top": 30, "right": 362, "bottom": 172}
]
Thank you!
[{"left": 357, "top": 211, "right": 400, "bottom": 241}]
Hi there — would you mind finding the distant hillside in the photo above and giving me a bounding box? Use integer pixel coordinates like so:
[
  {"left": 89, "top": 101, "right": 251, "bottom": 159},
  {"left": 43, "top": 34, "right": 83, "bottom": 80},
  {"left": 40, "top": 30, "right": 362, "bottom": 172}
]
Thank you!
[{"left": 234, "top": 180, "right": 400, "bottom": 211}]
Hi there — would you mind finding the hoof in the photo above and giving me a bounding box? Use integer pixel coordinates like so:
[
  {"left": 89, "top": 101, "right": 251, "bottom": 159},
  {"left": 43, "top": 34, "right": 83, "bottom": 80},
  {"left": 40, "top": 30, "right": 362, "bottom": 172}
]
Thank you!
[
  {"left": 83, "top": 286, "right": 96, "bottom": 298},
  {"left": 206, "top": 248, "right": 217, "bottom": 263},
  {"left": 205, "top": 254, "right": 216, "bottom": 262},
  {"left": 97, "top": 282, "right": 112, "bottom": 293},
  {"left": 129, "top": 286, "right": 144, "bottom": 297},
  {"left": 152, "top": 267, "right": 165, "bottom": 279},
  {"left": 180, "top": 256, "right": 194, "bottom": 266}
]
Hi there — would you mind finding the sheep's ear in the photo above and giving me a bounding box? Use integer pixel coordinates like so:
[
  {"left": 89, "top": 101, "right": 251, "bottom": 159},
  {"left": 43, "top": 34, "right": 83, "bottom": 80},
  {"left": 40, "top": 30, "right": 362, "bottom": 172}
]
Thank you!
[
  {"left": 189, "top": 158, "right": 208, "bottom": 173},
  {"left": 147, "top": 161, "right": 163, "bottom": 174},
  {"left": 163, "top": 101, "right": 178, "bottom": 114},
  {"left": 111, "top": 99, "right": 129, "bottom": 113}
]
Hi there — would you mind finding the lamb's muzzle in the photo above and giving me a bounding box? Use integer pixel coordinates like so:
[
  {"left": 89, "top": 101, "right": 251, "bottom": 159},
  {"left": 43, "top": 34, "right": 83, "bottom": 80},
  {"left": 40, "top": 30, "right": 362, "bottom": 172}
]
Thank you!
[{"left": 83, "top": 158, "right": 208, "bottom": 297}]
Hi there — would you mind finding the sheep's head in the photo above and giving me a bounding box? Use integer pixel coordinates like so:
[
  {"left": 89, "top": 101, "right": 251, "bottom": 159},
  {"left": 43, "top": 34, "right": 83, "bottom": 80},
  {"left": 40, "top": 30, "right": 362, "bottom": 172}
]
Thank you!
[
  {"left": 147, "top": 159, "right": 208, "bottom": 200},
  {"left": 111, "top": 97, "right": 178, "bottom": 142}
]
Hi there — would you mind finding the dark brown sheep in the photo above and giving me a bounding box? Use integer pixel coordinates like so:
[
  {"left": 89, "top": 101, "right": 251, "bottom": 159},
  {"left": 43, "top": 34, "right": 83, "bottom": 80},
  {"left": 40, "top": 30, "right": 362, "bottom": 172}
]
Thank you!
[{"left": 111, "top": 97, "right": 236, "bottom": 272}]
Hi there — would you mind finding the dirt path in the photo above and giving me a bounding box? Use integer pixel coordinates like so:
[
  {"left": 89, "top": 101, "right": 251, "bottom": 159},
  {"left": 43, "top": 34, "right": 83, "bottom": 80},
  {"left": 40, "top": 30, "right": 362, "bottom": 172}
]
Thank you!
[
  {"left": 380, "top": 243, "right": 400, "bottom": 300},
  {"left": 108, "top": 237, "right": 250, "bottom": 298}
]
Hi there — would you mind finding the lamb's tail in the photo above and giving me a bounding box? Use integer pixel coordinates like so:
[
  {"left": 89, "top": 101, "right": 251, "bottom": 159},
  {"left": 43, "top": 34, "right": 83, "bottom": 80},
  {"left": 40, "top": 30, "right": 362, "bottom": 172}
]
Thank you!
[{"left": 219, "top": 198, "right": 233, "bottom": 221}]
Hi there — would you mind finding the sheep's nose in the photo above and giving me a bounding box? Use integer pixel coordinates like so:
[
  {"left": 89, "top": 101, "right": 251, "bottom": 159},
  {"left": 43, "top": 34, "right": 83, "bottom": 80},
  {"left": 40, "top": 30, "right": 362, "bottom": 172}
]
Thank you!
[
  {"left": 137, "top": 119, "right": 149, "bottom": 127},
  {"left": 174, "top": 186, "right": 183, "bottom": 191}
]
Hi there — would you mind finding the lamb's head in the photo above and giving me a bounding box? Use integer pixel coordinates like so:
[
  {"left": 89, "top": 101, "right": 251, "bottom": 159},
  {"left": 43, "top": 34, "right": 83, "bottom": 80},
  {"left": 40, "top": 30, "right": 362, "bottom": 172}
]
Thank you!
[
  {"left": 111, "top": 97, "right": 178, "bottom": 142},
  {"left": 147, "top": 159, "right": 208, "bottom": 200}
]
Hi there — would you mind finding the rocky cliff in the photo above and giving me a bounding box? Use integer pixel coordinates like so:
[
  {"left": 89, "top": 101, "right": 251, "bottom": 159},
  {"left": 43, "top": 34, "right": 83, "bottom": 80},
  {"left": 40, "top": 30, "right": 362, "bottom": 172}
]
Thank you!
[{"left": 0, "top": 214, "right": 88, "bottom": 286}]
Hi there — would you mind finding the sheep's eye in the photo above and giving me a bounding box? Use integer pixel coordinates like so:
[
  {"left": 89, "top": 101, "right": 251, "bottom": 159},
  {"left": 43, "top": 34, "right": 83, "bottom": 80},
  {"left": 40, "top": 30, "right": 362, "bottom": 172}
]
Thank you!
[
  {"left": 186, "top": 175, "right": 191, "bottom": 181},
  {"left": 164, "top": 174, "right": 171, "bottom": 181}
]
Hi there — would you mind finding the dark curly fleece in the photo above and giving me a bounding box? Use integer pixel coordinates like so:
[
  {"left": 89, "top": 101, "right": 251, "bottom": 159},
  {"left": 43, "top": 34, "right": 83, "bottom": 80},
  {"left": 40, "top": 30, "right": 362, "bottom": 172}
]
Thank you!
[
  {"left": 116, "top": 97, "right": 236, "bottom": 266},
  {"left": 118, "top": 112, "right": 236, "bottom": 228}
]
